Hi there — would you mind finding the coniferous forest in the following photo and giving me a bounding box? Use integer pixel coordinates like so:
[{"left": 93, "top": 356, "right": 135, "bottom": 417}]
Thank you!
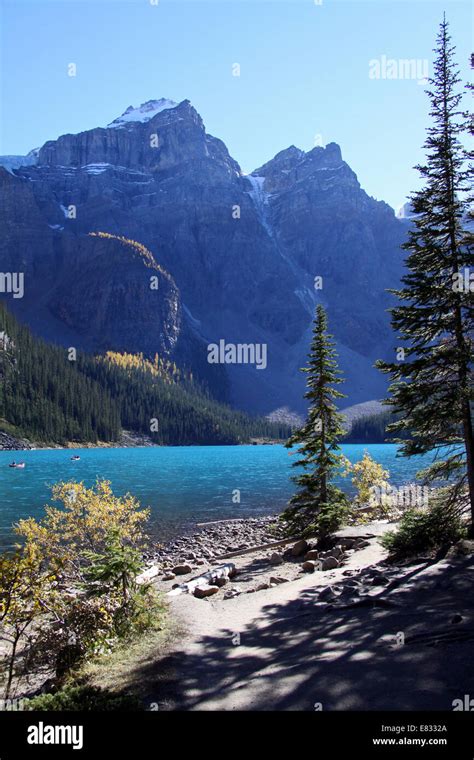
[
  {"left": 0, "top": 303, "right": 290, "bottom": 445},
  {"left": 344, "top": 410, "right": 408, "bottom": 443}
]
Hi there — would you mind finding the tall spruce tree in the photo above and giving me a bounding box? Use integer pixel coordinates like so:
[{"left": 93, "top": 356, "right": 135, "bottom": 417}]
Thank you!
[
  {"left": 377, "top": 18, "right": 474, "bottom": 531},
  {"left": 282, "top": 304, "right": 348, "bottom": 539}
]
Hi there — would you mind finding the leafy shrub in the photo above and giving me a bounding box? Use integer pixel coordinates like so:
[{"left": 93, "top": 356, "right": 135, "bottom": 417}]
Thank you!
[
  {"left": 344, "top": 451, "right": 393, "bottom": 521},
  {"left": 23, "top": 684, "right": 143, "bottom": 711},
  {"left": 381, "top": 500, "right": 466, "bottom": 560},
  {"left": 2, "top": 481, "right": 164, "bottom": 696}
]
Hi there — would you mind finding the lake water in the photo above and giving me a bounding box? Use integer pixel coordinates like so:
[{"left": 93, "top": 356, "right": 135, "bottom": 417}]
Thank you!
[{"left": 0, "top": 444, "right": 437, "bottom": 548}]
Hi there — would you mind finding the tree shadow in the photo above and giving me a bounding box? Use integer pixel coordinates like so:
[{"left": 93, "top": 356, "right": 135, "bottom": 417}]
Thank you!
[
  {"left": 232, "top": 556, "right": 290, "bottom": 584},
  {"left": 132, "top": 555, "right": 474, "bottom": 711}
]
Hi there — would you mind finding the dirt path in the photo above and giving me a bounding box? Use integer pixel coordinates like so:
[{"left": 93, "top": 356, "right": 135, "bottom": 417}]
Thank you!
[{"left": 146, "top": 525, "right": 474, "bottom": 710}]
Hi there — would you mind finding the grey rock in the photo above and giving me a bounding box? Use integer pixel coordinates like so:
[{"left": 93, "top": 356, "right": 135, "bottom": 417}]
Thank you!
[
  {"left": 302, "top": 560, "right": 320, "bottom": 573},
  {"left": 0, "top": 431, "right": 32, "bottom": 450},
  {"left": 269, "top": 552, "right": 284, "bottom": 565},
  {"left": 193, "top": 584, "right": 220, "bottom": 599},
  {"left": 337, "top": 537, "right": 357, "bottom": 549},
  {"left": 172, "top": 564, "right": 193, "bottom": 575},
  {"left": 291, "top": 540, "right": 309, "bottom": 557},
  {"left": 321, "top": 557, "right": 339, "bottom": 570},
  {"left": 223, "top": 587, "right": 241, "bottom": 599},
  {"left": 319, "top": 547, "right": 343, "bottom": 559},
  {"left": 318, "top": 586, "right": 338, "bottom": 601},
  {"left": 371, "top": 575, "right": 389, "bottom": 586}
]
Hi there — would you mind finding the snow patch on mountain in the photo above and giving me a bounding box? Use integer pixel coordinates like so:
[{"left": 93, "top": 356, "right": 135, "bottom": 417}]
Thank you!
[
  {"left": 294, "top": 285, "right": 318, "bottom": 315},
  {"left": 246, "top": 175, "right": 267, "bottom": 204},
  {"left": 246, "top": 175, "right": 273, "bottom": 236},
  {"left": 107, "top": 99, "right": 178, "bottom": 128},
  {"left": 396, "top": 201, "right": 417, "bottom": 219},
  {"left": 81, "top": 163, "right": 112, "bottom": 174},
  {"left": 0, "top": 149, "right": 39, "bottom": 172}
]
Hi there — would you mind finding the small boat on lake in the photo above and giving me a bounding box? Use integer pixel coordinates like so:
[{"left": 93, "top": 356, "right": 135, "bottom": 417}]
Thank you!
[
  {"left": 70, "top": 455, "right": 81, "bottom": 461},
  {"left": 9, "top": 461, "right": 26, "bottom": 468}
]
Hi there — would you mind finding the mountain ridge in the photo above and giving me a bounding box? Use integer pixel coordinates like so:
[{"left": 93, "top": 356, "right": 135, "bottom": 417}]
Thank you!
[{"left": 0, "top": 97, "right": 408, "bottom": 415}]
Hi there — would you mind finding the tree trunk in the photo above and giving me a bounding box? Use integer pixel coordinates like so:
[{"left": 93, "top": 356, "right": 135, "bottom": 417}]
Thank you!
[
  {"left": 321, "top": 470, "right": 327, "bottom": 504},
  {"left": 4, "top": 632, "right": 20, "bottom": 701},
  {"left": 462, "top": 398, "right": 474, "bottom": 534}
]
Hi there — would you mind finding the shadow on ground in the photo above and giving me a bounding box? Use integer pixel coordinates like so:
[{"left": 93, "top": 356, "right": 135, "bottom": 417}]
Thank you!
[{"left": 134, "top": 555, "right": 474, "bottom": 711}]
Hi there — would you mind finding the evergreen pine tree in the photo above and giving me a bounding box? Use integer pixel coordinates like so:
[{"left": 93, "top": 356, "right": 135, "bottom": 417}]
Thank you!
[
  {"left": 282, "top": 304, "right": 349, "bottom": 539},
  {"left": 377, "top": 18, "right": 474, "bottom": 531}
]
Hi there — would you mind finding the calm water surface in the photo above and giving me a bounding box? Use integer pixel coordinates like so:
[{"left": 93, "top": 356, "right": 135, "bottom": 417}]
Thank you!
[{"left": 0, "top": 444, "right": 438, "bottom": 547}]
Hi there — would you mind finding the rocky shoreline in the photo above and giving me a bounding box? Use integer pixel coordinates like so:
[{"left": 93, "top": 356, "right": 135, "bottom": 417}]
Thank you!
[
  {"left": 0, "top": 431, "right": 32, "bottom": 451},
  {"left": 0, "top": 429, "right": 160, "bottom": 451},
  {"left": 0, "top": 430, "right": 281, "bottom": 451},
  {"left": 145, "top": 515, "right": 375, "bottom": 600},
  {"left": 149, "top": 515, "right": 285, "bottom": 571}
]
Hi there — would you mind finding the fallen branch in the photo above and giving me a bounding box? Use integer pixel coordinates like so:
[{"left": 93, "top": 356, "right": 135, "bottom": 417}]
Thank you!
[
  {"left": 214, "top": 536, "right": 304, "bottom": 560},
  {"left": 196, "top": 518, "right": 251, "bottom": 528},
  {"left": 168, "top": 563, "right": 237, "bottom": 596}
]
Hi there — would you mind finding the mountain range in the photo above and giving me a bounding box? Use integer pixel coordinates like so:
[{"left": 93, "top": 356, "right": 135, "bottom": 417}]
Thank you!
[{"left": 0, "top": 98, "right": 409, "bottom": 416}]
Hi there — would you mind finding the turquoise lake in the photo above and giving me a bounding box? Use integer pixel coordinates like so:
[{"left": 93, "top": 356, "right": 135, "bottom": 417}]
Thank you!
[{"left": 0, "top": 444, "right": 438, "bottom": 547}]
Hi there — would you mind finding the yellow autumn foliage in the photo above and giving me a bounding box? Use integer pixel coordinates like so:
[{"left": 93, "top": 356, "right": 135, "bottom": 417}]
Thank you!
[
  {"left": 15, "top": 480, "right": 150, "bottom": 576},
  {"left": 344, "top": 451, "right": 391, "bottom": 521},
  {"left": 100, "top": 350, "right": 181, "bottom": 385}
]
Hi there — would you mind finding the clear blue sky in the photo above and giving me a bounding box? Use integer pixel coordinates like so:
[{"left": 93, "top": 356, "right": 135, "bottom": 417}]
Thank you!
[{"left": 0, "top": 0, "right": 472, "bottom": 210}]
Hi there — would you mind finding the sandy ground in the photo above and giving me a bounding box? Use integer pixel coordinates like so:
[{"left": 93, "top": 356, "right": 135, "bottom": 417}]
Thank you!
[{"left": 146, "top": 523, "right": 474, "bottom": 711}]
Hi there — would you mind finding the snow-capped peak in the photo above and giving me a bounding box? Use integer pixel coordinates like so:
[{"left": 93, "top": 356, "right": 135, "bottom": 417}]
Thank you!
[
  {"left": 107, "top": 99, "right": 178, "bottom": 128},
  {"left": 396, "top": 201, "right": 416, "bottom": 220}
]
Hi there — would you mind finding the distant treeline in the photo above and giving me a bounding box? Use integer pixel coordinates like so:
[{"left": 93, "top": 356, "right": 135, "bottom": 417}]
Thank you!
[
  {"left": 0, "top": 303, "right": 290, "bottom": 446},
  {"left": 344, "top": 410, "right": 410, "bottom": 443}
]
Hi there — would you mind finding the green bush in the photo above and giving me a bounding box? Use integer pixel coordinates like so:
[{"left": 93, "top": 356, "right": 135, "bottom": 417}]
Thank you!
[
  {"left": 23, "top": 685, "right": 143, "bottom": 711},
  {"left": 282, "top": 495, "right": 349, "bottom": 541},
  {"left": 313, "top": 499, "right": 350, "bottom": 541},
  {"left": 381, "top": 501, "right": 466, "bottom": 560}
]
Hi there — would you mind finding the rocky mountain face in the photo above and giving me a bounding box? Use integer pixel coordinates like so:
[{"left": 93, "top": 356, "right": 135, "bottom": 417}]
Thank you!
[
  {"left": 0, "top": 172, "right": 181, "bottom": 354},
  {"left": 0, "top": 99, "right": 407, "bottom": 414}
]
